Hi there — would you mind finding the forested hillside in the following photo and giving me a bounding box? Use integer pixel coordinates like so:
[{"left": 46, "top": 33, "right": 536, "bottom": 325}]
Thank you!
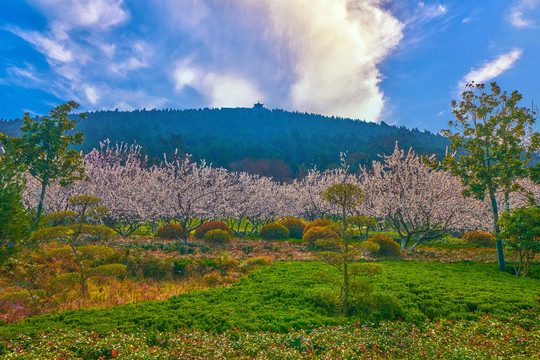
[{"left": 0, "top": 106, "right": 449, "bottom": 181}]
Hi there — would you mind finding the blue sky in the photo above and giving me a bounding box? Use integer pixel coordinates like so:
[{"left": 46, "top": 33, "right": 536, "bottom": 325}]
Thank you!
[{"left": 0, "top": 0, "right": 539, "bottom": 132}]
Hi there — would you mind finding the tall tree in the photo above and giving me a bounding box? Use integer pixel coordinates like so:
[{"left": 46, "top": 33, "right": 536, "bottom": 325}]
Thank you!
[
  {"left": 436, "top": 82, "right": 540, "bottom": 271},
  {"left": 31, "top": 195, "right": 114, "bottom": 304},
  {"left": 0, "top": 101, "right": 86, "bottom": 228},
  {"left": 0, "top": 158, "right": 30, "bottom": 265},
  {"left": 318, "top": 183, "right": 381, "bottom": 316},
  {"left": 363, "top": 144, "right": 477, "bottom": 251},
  {"left": 498, "top": 206, "right": 540, "bottom": 277}
]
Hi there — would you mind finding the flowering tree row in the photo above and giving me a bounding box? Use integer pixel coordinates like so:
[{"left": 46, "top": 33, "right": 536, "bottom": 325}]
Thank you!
[{"left": 23, "top": 141, "right": 539, "bottom": 249}]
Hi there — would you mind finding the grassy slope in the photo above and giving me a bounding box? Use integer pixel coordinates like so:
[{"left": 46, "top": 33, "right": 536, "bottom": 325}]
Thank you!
[{"left": 1, "top": 261, "right": 538, "bottom": 337}]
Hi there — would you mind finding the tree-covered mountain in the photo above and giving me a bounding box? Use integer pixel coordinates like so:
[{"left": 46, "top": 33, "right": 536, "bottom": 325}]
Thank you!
[{"left": 0, "top": 105, "right": 449, "bottom": 181}]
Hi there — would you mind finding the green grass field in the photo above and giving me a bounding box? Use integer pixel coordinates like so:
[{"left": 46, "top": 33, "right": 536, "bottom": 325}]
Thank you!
[{"left": 2, "top": 261, "right": 538, "bottom": 337}]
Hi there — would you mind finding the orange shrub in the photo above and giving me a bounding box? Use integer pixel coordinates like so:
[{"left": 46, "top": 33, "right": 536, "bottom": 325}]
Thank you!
[
  {"left": 204, "top": 229, "right": 231, "bottom": 244},
  {"left": 194, "top": 221, "right": 234, "bottom": 239},
  {"left": 155, "top": 224, "right": 184, "bottom": 240},
  {"left": 303, "top": 226, "right": 340, "bottom": 250},
  {"left": 260, "top": 223, "right": 289, "bottom": 240},
  {"left": 462, "top": 231, "right": 496, "bottom": 247},
  {"left": 304, "top": 219, "right": 339, "bottom": 236},
  {"left": 279, "top": 217, "right": 307, "bottom": 239},
  {"left": 368, "top": 234, "right": 401, "bottom": 257}
]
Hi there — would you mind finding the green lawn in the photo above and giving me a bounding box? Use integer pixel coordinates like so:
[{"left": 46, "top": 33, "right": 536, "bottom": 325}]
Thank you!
[{"left": 1, "top": 261, "right": 538, "bottom": 336}]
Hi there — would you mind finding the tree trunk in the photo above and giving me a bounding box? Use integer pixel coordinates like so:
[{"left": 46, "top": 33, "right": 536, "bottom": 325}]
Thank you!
[
  {"left": 35, "top": 180, "right": 48, "bottom": 229},
  {"left": 70, "top": 243, "right": 87, "bottom": 305},
  {"left": 400, "top": 236, "right": 409, "bottom": 250},
  {"left": 504, "top": 191, "right": 510, "bottom": 213},
  {"left": 23, "top": 285, "right": 40, "bottom": 309},
  {"left": 342, "top": 205, "right": 349, "bottom": 317},
  {"left": 489, "top": 185, "right": 506, "bottom": 272},
  {"left": 343, "top": 263, "right": 349, "bottom": 316},
  {"left": 81, "top": 272, "right": 88, "bottom": 304},
  {"left": 409, "top": 237, "right": 423, "bottom": 251}
]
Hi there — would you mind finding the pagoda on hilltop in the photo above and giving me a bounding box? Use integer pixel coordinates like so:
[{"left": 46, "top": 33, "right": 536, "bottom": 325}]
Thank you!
[{"left": 253, "top": 101, "right": 264, "bottom": 109}]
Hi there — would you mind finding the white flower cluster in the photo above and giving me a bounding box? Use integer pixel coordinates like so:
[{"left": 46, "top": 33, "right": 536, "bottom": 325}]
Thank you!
[{"left": 23, "top": 141, "right": 539, "bottom": 244}]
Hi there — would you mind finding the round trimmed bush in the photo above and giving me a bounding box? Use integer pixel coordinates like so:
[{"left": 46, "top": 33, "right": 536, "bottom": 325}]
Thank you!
[
  {"left": 194, "top": 221, "right": 234, "bottom": 239},
  {"left": 259, "top": 223, "right": 289, "bottom": 240},
  {"left": 304, "top": 219, "right": 339, "bottom": 236},
  {"left": 362, "top": 240, "right": 380, "bottom": 254},
  {"left": 45, "top": 211, "right": 78, "bottom": 227},
  {"left": 204, "top": 229, "right": 231, "bottom": 244},
  {"left": 279, "top": 217, "right": 307, "bottom": 239},
  {"left": 303, "top": 226, "right": 340, "bottom": 250},
  {"left": 368, "top": 234, "right": 401, "bottom": 257},
  {"left": 462, "top": 230, "right": 496, "bottom": 247},
  {"left": 155, "top": 224, "right": 184, "bottom": 240}
]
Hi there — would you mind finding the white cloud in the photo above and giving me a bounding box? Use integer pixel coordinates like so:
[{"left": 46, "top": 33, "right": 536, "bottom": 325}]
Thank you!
[
  {"left": 84, "top": 39, "right": 116, "bottom": 58},
  {"left": 7, "top": 27, "right": 73, "bottom": 62},
  {"left": 6, "top": 0, "right": 153, "bottom": 109},
  {"left": 99, "top": 43, "right": 116, "bottom": 58},
  {"left": 27, "top": 0, "right": 128, "bottom": 29},
  {"left": 507, "top": 0, "right": 539, "bottom": 28},
  {"left": 459, "top": 49, "right": 523, "bottom": 89},
  {"left": 105, "top": 90, "right": 168, "bottom": 111},
  {"left": 9, "top": 0, "right": 409, "bottom": 120},
  {"left": 84, "top": 85, "right": 100, "bottom": 104},
  {"left": 159, "top": 0, "right": 210, "bottom": 28},
  {"left": 408, "top": 2, "right": 448, "bottom": 24},
  {"left": 173, "top": 62, "right": 199, "bottom": 91},
  {"left": 235, "top": 0, "right": 404, "bottom": 121},
  {"left": 113, "top": 102, "right": 134, "bottom": 111},
  {"left": 54, "top": 64, "right": 82, "bottom": 81},
  {"left": 203, "top": 74, "right": 264, "bottom": 108},
  {"left": 80, "top": 87, "right": 168, "bottom": 112},
  {"left": 109, "top": 41, "right": 153, "bottom": 75},
  {"left": 7, "top": 65, "right": 41, "bottom": 83},
  {"left": 110, "top": 57, "right": 148, "bottom": 74},
  {"left": 173, "top": 61, "right": 264, "bottom": 108},
  {"left": 165, "top": 0, "right": 406, "bottom": 121}
]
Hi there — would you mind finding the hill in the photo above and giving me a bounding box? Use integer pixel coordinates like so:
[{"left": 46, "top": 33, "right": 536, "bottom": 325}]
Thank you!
[{"left": 0, "top": 105, "right": 449, "bottom": 181}]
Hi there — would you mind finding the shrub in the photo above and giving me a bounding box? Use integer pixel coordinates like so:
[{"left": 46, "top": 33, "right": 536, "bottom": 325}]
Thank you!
[
  {"left": 194, "top": 221, "right": 234, "bottom": 239},
  {"left": 172, "top": 258, "right": 224, "bottom": 277},
  {"left": 215, "top": 252, "right": 238, "bottom": 274},
  {"left": 80, "top": 225, "right": 115, "bottom": 242},
  {"left": 0, "top": 291, "right": 35, "bottom": 302},
  {"left": 368, "top": 234, "right": 401, "bottom": 257},
  {"left": 87, "top": 264, "right": 127, "bottom": 279},
  {"left": 204, "top": 229, "right": 231, "bottom": 244},
  {"left": 126, "top": 256, "right": 173, "bottom": 280},
  {"left": 203, "top": 271, "right": 222, "bottom": 287},
  {"left": 241, "top": 256, "right": 272, "bottom": 269},
  {"left": 304, "top": 219, "right": 339, "bottom": 236},
  {"left": 259, "top": 223, "right": 289, "bottom": 240},
  {"left": 172, "top": 259, "right": 194, "bottom": 277},
  {"left": 155, "top": 224, "right": 184, "bottom": 240},
  {"left": 303, "top": 226, "right": 339, "bottom": 250},
  {"left": 44, "top": 211, "right": 77, "bottom": 227},
  {"left": 79, "top": 245, "right": 117, "bottom": 262},
  {"left": 47, "top": 273, "right": 80, "bottom": 295},
  {"left": 79, "top": 245, "right": 122, "bottom": 268},
  {"left": 279, "top": 217, "right": 307, "bottom": 239},
  {"left": 362, "top": 240, "right": 380, "bottom": 254},
  {"left": 462, "top": 231, "right": 496, "bottom": 248}
]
